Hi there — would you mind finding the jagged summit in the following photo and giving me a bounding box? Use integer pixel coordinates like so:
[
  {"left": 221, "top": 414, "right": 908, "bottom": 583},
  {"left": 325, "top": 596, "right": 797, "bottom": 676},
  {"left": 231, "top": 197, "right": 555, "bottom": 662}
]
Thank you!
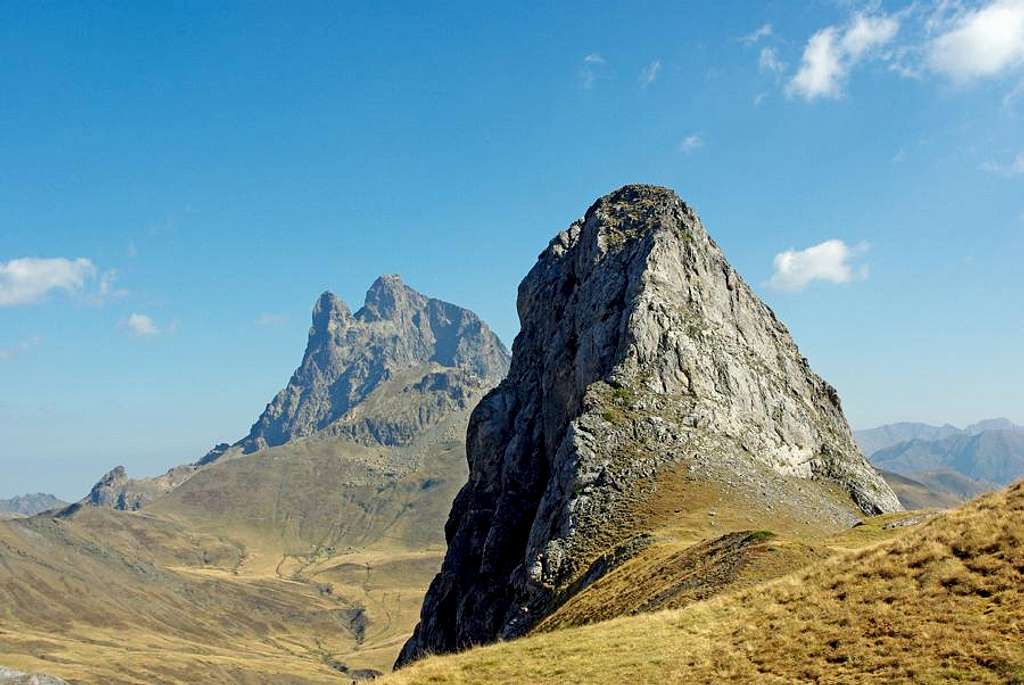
[
  {"left": 311, "top": 290, "right": 352, "bottom": 331},
  {"left": 241, "top": 275, "right": 510, "bottom": 452},
  {"left": 397, "top": 185, "right": 900, "bottom": 666},
  {"left": 359, "top": 274, "right": 419, "bottom": 322},
  {"left": 75, "top": 276, "right": 510, "bottom": 512}
]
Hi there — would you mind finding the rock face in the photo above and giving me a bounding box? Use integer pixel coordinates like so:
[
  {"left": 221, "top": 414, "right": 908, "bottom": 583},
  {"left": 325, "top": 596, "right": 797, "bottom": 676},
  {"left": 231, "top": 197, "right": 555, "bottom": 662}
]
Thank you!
[
  {"left": 0, "top": 493, "right": 66, "bottom": 518},
  {"left": 0, "top": 667, "right": 70, "bottom": 685},
  {"left": 397, "top": 185, "right": 900, "bottom": 665},
  {"left": 240, "top": 275, "right": 510, "bottom": 452},
  {"left": 76, "top": 275, "right": 510, "bottom": 512}
]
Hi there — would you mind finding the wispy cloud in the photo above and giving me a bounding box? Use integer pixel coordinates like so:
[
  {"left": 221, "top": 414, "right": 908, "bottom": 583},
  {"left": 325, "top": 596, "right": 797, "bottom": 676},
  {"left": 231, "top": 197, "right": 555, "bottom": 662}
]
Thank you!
[
  {"left": 788, "top": 13, "right": 900, "bottom": 100},
  {"left": 256, "top": 313, "right": 289, "bottom": 326},
  {"left": 0, "top": 257, "right": 97, "bottom": 306},
  {"left": 759, "top": 46, "right": 786, "bottom": 75},
  {"left": 768, "top": 239, "right": 870, "bottom": 291},
  {"left": 679, "top": 133, "right": 704, "bottom": 153},
  {"left": 125, "top": 313, "right": 160, "bottom": 336},
  {"left": 926, "top": 0, "right": 1024, "bottom": 83},
  {"left": 93, "top": 269, "right": 129, "bottom": 303},
  {"left": 741, "top": 23, "right": 774, "bottom": 45},
  {"left": 580, "top": 53, "right": 607, "bottom": 89},
  {"left": 640, "top": 59, "right": 662, "bottom": 87},
  {"left": 0, "top": 257, "right": 125, "bottom": 307},
  {"left": 981, "top": 150, "right": 1024, "bottom": 175},
  {"left": 0, "top": 336, "right": 42, "bottom": 361}
]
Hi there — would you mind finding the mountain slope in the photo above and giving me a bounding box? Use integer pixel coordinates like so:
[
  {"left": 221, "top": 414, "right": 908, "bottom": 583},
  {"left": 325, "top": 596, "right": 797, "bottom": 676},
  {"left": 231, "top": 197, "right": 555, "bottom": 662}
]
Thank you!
[
  {"left": 872, "top": 429, "right": 1024, "bottom": 486},
  {"left": 854, "top": 421, "right": 962, "bottom": 456},
  {"left": 398, "top": 185, "right": 899, "bottom": 666},
  {"left": 74, "top": 274, "right": 509, "bottom": 511},
  {"left": 241, "top": 275, "right": 509, "bottom": 452},
  {"left": 877, "top": 469, "right": 968, "bottom": 509},
  {"left": 1, "top": 277, "right": 510, "bottom": 683},
  {"left": 383, "top": 480, "right": 1024, "bottom": 685},
  {"left": 0, "top": 507, "right": 385, "bottom": 684},
  {"left": 0, "top": 493, "right": 66, "bottom": 519}
]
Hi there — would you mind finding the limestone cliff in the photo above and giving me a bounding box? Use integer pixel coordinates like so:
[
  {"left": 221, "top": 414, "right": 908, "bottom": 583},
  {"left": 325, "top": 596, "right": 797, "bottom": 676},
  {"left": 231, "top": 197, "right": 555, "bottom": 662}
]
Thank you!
[{"left": 397, "top": 184, "right": 900, "bottom": 665}]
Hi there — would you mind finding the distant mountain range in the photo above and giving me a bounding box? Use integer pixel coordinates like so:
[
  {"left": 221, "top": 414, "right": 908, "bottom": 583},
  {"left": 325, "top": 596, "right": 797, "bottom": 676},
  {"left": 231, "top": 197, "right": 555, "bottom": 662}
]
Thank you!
[
  {"left": 855, "top": 418, "right": 1024, "bottom": 509},
  {"left": 0, "top": 493, "right": 66, "bottom": 519}
]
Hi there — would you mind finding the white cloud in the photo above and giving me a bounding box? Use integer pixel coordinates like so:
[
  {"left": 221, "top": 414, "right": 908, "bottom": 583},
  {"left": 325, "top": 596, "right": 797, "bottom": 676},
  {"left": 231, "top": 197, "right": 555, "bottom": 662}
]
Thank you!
[
  {"left": 741, "top": 23, "right": 774, "bottom": 45},
  {"left": 753, "top": 92, "right": 769, "bottom": 106},
  {"left": 788, "top": 14, "right": 900, "bottom": 100},
  {"left": 0, "top": 257, "right": 97, "bottom": 306},
  {"left": 842, "top": 14, "right": 901, "bottom": 60},
  {"left": 981, "top": 150, "right": 1024, "bottom": 174},
  {"left": 640, "top": 59, "right": 662, "bottom": 87},
  {"left": 788, "top": 27, "right": 845, "bottom": 99},
  {"left": 769, "top": 239, "right": 870, "bottom": 291},
  {"left": 927, "top": 0, "right": 1024, "bottom": 82},
  {"left": 679, "top": 133, "right": 704, "bottom": 153},
  {"left": 583, "top": 53, "right": 605, "bottom": 64},
  {"left": 759, "top": 46, "right": 786, "bottom": 74},
  {"left": 256, "top": 313, "right": 288, "bottom": 326},
  {"left": 0, "top": 336, "right": 42, "bottom": 361},
  {"left": 125, "top": 313, "right": 159, "bottom": 336}
]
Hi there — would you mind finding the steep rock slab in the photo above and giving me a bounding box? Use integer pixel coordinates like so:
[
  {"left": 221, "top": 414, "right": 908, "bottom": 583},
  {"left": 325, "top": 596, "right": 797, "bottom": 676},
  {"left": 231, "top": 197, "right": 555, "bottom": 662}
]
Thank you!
[{"left": 398, "top": 185, "right": 899, "bottom": 665}]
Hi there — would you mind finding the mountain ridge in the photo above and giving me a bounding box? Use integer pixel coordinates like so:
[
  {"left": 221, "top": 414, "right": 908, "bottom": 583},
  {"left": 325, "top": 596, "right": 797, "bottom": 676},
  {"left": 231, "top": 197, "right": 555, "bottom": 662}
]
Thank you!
[
  {"left": 70, "top": 275, "right": 509, "bottom": 512},
  {"left": 0, "top": 493, "right": 67, "bottom": 519}
]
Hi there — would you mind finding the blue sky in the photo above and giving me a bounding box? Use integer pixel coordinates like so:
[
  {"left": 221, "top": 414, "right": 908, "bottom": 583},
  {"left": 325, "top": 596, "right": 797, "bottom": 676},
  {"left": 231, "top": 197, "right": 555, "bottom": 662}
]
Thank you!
[{"left": 2, "top": 1, "right": 1022, "bottom": 499}]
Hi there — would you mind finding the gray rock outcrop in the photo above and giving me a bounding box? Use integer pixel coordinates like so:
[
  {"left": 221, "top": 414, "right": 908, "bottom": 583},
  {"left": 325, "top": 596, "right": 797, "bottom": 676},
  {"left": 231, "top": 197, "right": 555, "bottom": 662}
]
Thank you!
[
  {"left": 397, "top": 184, "right": 900, "bottom": 666},
  {"left": 0, "top": 493, "right": 66, "bottom": 518},
  {"left": 0, "top": 667, "right": 70, "bottom": 685},
  {"left": 240, "top": 274, "right": 510, "bottom": 452}
]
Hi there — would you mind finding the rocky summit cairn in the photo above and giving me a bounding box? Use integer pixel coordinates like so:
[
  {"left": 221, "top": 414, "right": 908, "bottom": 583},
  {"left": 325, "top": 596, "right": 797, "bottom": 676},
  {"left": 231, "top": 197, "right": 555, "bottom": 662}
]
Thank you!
[
  {"left": 397, "top": 185, "right": 901, "bottom": 666},
  {"left": 240, "top": 274, "right": 510, "bottom": 452}
]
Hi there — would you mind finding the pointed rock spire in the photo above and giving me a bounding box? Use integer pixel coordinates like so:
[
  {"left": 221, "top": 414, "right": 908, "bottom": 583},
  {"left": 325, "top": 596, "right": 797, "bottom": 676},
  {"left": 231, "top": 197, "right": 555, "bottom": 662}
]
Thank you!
[{"left": 397, "top": 184, "right": 901, "bottom": 666}]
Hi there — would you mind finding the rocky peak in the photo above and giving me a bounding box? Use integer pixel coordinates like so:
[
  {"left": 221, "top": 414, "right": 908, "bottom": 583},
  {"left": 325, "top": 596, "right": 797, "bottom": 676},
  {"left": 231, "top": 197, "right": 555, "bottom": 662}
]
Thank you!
[
  {"left": 358, "top": 274, "right": 424, "bottom": 322},
  {"left": 84, "top": 466, "right": 135, "bottom": 509},
  {"left": 75, "top": 278, "right": 510, "bottom": 512},
  {"left": 240, "top": 276, "right": 510, "bottom": 452},
  {"left": 397, "top": 185, "right": 900, "bottom": 666},
  {"left": 311, "top": 290, "right": 352, "bottom": 335}
]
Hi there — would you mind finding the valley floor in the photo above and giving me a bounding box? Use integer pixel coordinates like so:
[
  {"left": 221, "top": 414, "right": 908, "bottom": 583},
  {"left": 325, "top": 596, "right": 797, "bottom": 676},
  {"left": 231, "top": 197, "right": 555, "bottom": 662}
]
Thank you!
[{"left": 0, "top": 508, "right": 441, "bottom": 684}]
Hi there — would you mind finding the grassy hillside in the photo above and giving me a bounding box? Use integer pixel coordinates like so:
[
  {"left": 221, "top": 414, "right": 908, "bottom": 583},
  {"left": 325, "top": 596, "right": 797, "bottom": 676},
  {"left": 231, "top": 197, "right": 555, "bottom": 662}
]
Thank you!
[
  {"left": 384, "top": 481, "right": 1024, "bottom": 684},
  {"left": 878, "top": 469, "right": 968, "bottom": 510},
  {"left": 0, "top": 416, "right": 472, "bottom": 684}
]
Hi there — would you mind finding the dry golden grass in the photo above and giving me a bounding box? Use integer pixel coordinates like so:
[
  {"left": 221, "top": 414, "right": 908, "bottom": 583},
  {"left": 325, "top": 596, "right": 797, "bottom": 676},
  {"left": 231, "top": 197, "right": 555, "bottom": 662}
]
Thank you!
[
  {"left": 0, "top": 420, "right": 475, "bottom": 684},
  {"left": 0, "top": 501, "right": 445, "bottom": 684},
  {"left": 383, "top": 481, "right": 1024, "bottom": 685},
  {"left": 535, "top": 463, "right": 925, "bottom": 634}
]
